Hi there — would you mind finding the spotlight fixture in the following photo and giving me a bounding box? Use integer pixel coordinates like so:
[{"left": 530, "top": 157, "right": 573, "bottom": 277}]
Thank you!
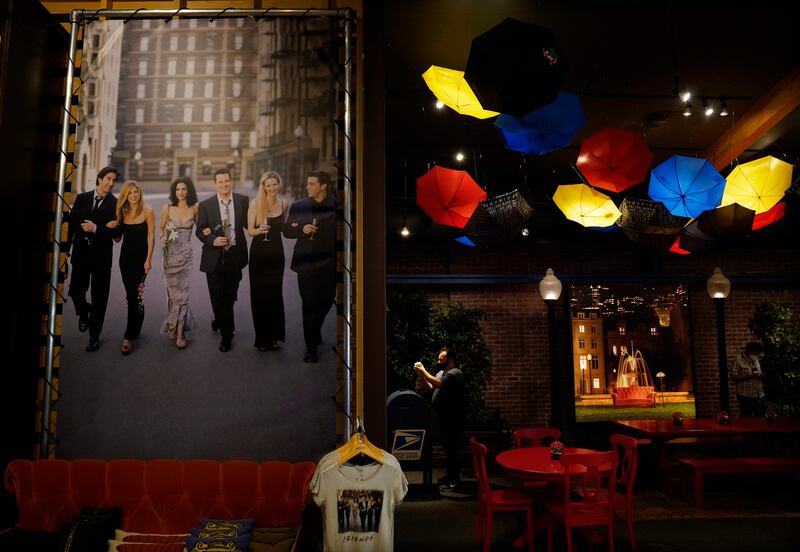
[
  {"left": 521, "top": 227, "right": 530, "bottom": 237},
  {"left": 435, "top": 100, "right": 445, "bottom": 109},
  {"left": 682, "top": 101, "right": 693, "bottom": 117},
  {"left": 680, "top": 90, "right": 691, "bottom": 103},
  {"left": 400, "top": 220, "right": 410, "bottom": 237},
  {"left": 703, "top": 98, "right": 714, "bottom": 117},
  {"left": 719, "top": 99, "right": 729, "bottom": 117},
  {"left": 455, "top": 151, "right": 465, "bottom": 162}
]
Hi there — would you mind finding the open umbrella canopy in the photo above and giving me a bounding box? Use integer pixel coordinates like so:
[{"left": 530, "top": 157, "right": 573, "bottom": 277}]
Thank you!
[
  {"left": 720, "top": 155, "right": 793, "bottom": 214},
  {"left": 494, "top": 91, "right": 585, "bottom": 155},
  {"left": 416, "top": 166, "right": 487, "bottom": 228},
  {"left": 752, "top": 201, "right": 786, "bottom": 230},
  {"left": 617, "top": 197, "right": 684, "bottom": 248},
  {"left": 678, "top": 203, "right": 755, "bottom": 252},
  {"left": 553, "top": 183, "right": 621, "bottom": 227},
  {"left": 576, "top": 128, "right": 653, "bottom": 192},
  {"left": 464, "top": 17, "right": 567, "bottom": 116},
  {"left": 669, "top": 237, "right": 691, "bottom": 255},
  {"left": 421, "top": 65, "right": 500, "bottom": 119},
  {"left": 648, "top": 155, "right": 726, "bottom": 218}
]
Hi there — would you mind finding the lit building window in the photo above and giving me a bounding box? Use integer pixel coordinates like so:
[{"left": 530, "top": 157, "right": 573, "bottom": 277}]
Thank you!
[
  {"left": 184, "top": 82, "right": 194, "bottom": 99},
  {"left": 577, "top": 312, "right": 585, "bottom": 319},
  {"left": 206, "top": 58, "right": 215, "bottom": 74},
  {"left": 235, "top": 35, "right": 243, "bottom": 50},
  {"left": 135, "top": 107, "right": 144, "bottom": 123},
  {"left": 187, "top": 35, "right": 196, "bottom": 50},
  {"left": 204, "top": 81, "right": 213, "bottom": 98},
  {"left": 138, "top": 60, "right": 148, "bottom": 76},
  {"left": 141, "top": 20, "right": 150, "bottom": 29},
  {"left": 186, "top": 59, "right": 196, "bottom": 75},
  {"left": 139, "top": 37, "right": 149, "bottom": 51},
  {"left": 134, "top": 132, "right": 142, "bottom": 149},
  {"left": 579, "top": 355, "right": 587, "bottom": 370},
  {"left": 234, "top": 59, "right": 243, "bottom": 74},
  {"left": 167, "top": 60, "right": 176, "bottom": 75},
  {"left": 181, "top": 132, "right": 191, "bottom": 149},
  {"left": 164, "top": 133, "right": 172, "bottom": 149},
  {"left": 230, "top": 131, "right": 240, "bottom": 148},
  {"left": 232, "top": 82, "right": 241, "bottom": 97},
  {"left": 183, "top": 105, "right": 192, "bottom": 123},
  {"left": 136, "top": 83, "right": 145, "bottom": 99},
  {"left": 650, "top": 327, "right": 658, "bottom": 336},
  {"left": 158, "top": 160, "right": 168, "bottom": 176},
  {"left": 231, "top": 106, "right": 241, "bottom": 122},
  {"left": 166, "top": 82, "right": 176, "bottom": 98},
  {"left": 578, "top": 338, "right": 585, "bottom": 349},
  {"left": 578, "top": 324, "right": 585, "bottom": 334},
  {"left": 169, "top": 36, "right": 179, "bottom": 51},
  {"left": 618, "top": 324, "right": 626, "bottom": 336},
  {"left": 612, "top": 345, "right": 618, "bottom": 356},
  {"left": 200, "top": 132, "right": 210, "bottom": 149}
]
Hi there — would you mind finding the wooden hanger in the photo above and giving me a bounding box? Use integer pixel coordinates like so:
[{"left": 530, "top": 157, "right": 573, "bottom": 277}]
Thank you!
[{"left": 336, "top": 419, "right": 384, "bottom": 465}]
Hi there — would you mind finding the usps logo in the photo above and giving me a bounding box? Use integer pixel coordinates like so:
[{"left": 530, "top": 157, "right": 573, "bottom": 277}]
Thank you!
[{"left": 390, "top": 429, "right": 426, "bottom": 461}]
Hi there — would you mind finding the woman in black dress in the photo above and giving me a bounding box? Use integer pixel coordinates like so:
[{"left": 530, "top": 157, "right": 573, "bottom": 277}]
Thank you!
[
  {"left": 247, "top": 171, "right": 286, "bottom": 351},
  {"left": 107, "top": 181, "right": 155, "bottom": 355}
]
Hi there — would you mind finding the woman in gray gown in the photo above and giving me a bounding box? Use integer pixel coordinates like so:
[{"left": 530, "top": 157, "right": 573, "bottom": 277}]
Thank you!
[{"left": 158, "top": 177, "right": 198, "bottom": 349}]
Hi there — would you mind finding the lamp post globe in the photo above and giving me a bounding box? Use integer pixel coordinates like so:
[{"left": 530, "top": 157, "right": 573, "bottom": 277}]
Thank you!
[
  {"left": 539, "top": 268, "right": 562, "bottom": 301},
  {"left": 706, "top": 267, "right": 731, "bottom": 299}
]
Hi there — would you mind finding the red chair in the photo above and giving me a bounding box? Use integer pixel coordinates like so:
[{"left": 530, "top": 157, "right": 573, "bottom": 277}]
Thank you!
[
  {"left": 610, "top": 434, "right": 639, "bottom": 550},
  {"left": 546, "top": 451, "right": 618, "bottom": 552},
  {"left": 513, "top": 428, "right": 562, "bottom": 449},
  {"left": 470, "top": 437, "right": 535, "bottom": 552}
]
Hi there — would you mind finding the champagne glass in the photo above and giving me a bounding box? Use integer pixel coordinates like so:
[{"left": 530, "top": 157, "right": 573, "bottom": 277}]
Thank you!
[
  {"left": 262, "top": 217, "right": 270, "bottom": 242},
  {"left": 309, "top": 217, "right": 317, "bottom": 241}
]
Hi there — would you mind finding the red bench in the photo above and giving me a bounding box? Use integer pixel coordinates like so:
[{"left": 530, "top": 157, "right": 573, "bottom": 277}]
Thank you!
[{"left": 678, "top": 457, "right": 800, "bottom": 508}]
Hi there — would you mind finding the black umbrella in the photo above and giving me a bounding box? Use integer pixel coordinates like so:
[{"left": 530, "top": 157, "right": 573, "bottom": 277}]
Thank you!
[
  {"left": 617, "top": 197, "right": 685, "bottom": 249},
  {"left": 464, "top": 18, "right": 567, "bottom": 117},
  {"left": 678, "top": 203, "right": 755, "bottom": 252}
]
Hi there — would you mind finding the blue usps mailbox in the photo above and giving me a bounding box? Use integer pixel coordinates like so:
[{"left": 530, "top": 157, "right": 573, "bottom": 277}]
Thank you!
[{"left": 386, "top": 390, "right": 433, "bottom": 485}]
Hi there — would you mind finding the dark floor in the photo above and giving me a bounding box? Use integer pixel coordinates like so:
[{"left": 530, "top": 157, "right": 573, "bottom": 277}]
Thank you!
[{"left": 391, "top": 469, "right": 800, "bottom": 551}]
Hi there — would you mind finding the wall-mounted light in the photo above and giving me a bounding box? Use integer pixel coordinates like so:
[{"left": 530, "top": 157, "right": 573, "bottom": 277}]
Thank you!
[
  {"left": 719, "top": 98, "right": 729, "bottom": 117},
  {"left": 682, "top": 101, "right": 692, "bottom": 117},
  {"left": 703, "top": 98, "right": 714, "bottom": 117}
]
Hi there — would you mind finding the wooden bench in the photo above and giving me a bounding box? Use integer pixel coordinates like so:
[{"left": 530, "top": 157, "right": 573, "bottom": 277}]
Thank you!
[{"left": 678, "top": 457, "right": 800, "bottom": 508}]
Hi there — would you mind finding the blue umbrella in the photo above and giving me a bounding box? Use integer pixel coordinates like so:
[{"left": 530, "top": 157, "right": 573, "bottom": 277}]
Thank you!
[
  {"left": 648, "top": 156, "right": 726, "bottom": 218},
  {"left": 494, "top": 91, "right": 586, "bottom": 155}
]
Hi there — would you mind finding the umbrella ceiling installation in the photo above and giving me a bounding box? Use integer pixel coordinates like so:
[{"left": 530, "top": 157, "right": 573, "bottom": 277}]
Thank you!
[
  {"left": 493, "top": 91, "right": 586, "bottom": 155},
  {"left": 678, "top": 203, "right": 756, "bottom": 252},
  {"left": 719, "top": 155, "right": 794, "bottom": 214},
  {"left": 416, "top": 165, "right": 487, "bottom": 228},
  {"left": 421, "top": 65, "right": 500, "bottom": 119},
  {"left": 648, "top": 155, "right": 727, "bottom": 218},
  {"left": 616, "top": 197, "right": 684, "bottom": 248},
  {"left": 464, "top": 17, "right": 567, "bottom": 116},
  {"left": 553, "top": 183, "right": 622, "bottom": 227},
  {"left": 576, "top": 128, "right": 654, "bottom": 192}
]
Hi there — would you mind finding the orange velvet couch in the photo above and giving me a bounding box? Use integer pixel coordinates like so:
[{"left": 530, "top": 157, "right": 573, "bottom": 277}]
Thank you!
[
  {"left": 611, "top": 385, "right": 657, "bottom": 407},
  {"left": 4, "top": 459, "right": 315, "bottom": 534}
]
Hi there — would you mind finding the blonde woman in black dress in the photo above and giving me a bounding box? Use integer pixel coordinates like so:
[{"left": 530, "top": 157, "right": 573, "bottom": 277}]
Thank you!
[
  {"left": 247, "top": 171, "right": 287, "bottom": 351},
  {"left": 106, "top": 181, "right": 155, "bottom": 355}
]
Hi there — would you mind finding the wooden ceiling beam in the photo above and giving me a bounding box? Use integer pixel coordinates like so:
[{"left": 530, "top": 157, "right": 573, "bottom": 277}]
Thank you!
[{"left": 703, "top": 66, "right": 800, "bottom": 170}]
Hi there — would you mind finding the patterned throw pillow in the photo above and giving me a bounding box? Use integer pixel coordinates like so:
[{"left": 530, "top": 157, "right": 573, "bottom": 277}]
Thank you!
[
  {"left": 198, "top": 519, "right": 255, "bottom": 532},
  {"left": 185, "top": 534, "right": 251, "bottom": 552}
]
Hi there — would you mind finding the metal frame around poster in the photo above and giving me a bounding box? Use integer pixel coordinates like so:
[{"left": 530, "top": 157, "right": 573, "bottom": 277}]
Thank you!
[{"left": 41, "top": 7, "right": 356, "bottom": 458}]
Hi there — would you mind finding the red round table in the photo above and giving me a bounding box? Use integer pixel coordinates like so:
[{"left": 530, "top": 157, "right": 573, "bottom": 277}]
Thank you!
[{"left": 496, "top": 447, "right": 601, "bottom": 480}]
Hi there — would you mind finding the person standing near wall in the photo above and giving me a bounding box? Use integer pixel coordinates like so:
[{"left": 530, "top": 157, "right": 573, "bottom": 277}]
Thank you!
[
  {"left": 731, "top": 341, "right": 766, "bottom": 417},
  {"left": 415, "top": 347, "right": 465, "bottom": 491}
]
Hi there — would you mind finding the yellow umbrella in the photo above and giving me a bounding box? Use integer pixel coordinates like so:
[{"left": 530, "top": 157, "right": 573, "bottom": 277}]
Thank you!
[
  {"left": 421, "top": 65, "right": 499, "bottom": 119},
  {"left": 553, "top": 183, "right": 621, "bottom": 227},
  {"left": 720, "top": 156, "right": 793, "bottom": 214}
]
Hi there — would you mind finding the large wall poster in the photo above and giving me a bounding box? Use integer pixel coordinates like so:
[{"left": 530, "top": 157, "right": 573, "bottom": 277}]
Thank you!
[
  {"left": 58, "top": 16, "right": 341, "bottom": 461},
  {"left": 569, "top": 283, "right": 696, "bottom": 422}
]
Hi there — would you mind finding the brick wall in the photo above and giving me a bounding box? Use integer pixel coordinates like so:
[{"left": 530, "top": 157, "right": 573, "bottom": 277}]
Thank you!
[{"left": 388, "top": 239, "right": 800, "bottom": 428}]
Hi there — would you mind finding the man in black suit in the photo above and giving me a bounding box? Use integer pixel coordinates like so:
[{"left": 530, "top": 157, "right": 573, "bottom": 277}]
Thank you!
[
  {"left": 196, "top": 169, "right": 249, "bottom": 352},
  {"left": 283, "top": 171, "right": 337, "bottom": 363},
  {"left": 66, "top": 166, "right": 120, "bottom": 352}
]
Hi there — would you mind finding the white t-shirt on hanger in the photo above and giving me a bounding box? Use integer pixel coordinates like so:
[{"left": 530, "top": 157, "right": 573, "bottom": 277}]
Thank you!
[{"left": 311, "top": 454, "right": 408, "bottom": 551}]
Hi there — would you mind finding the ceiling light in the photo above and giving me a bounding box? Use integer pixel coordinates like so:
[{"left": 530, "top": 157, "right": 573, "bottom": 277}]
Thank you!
[
  {"left": 682, "top": 102, "right": 692, "bottom": 117},
  {"left": 680, "top": 90, "right": 691, "bottom": 103},
  {"left": 455, "top": 152, "right": 465, "bottom": 162},
  {"left": 435, "top": 100, "right": 445, "bottom": 109},
  {"left": 400, "top": 223, "right": 410, "bottom": 237},
  {"left": 703, "top": 98, "right": 714, "bottom": 117},
  {"left": 521, "top": 227, "right": 530, "bottom": 237},
  {"left": 719, "top": 99, "right": 729, "bottom": 117}
]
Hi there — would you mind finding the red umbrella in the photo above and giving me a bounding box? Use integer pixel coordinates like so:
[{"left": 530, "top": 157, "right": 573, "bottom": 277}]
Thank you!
[
  {"left": 416, "top": 166, "right": 487, "bottom": 228},
  {"left": 752, "top": 201, "right": 786, "bottom": 230},
  {"left": 669, "top": 236, "right": 691, "bottom": 255},
  {"left": 576, "top": 128, "right": 653, "bottom": 193}
]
